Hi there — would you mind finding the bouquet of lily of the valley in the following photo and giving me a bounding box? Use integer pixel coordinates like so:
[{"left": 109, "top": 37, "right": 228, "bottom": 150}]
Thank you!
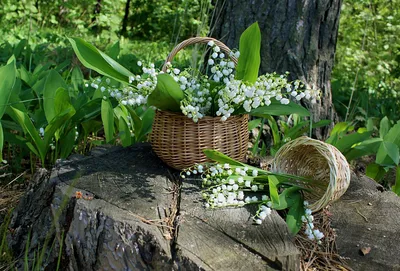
[
  {"left": 69, "top": 22, "right": 319, "bottom": 169},
  {"left": 69, "top": 22, "right": 319, "bottom": 123},
  {"left": 180, "top": 149, "right": 326, "bottom": 242}
]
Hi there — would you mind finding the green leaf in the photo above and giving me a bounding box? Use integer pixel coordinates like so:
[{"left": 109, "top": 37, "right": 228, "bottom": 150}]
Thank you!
[
  {"left": 248, "top": 118, "right": 261, "bottom": 131},
  {"left": 72, "top": 98, "right": 102, "bottom": 122},
  {"left": 265, "top": 116, "right": 279, "bottom": 147},
  {"left": 106, "top": 41, "right": 120, "bottom": 60},
  {"left": 325, "top": 122, "right": 352, "bottom": 145},
  {"left": 366, "top": 163, "right": 387, "bottom": 182},
  {"left": 43, "top": 108, "right": 76, "bottom": 153},
  {"left": 249, "top": 99, "right": 310, "bottom": 117},
  {"left": 391, "top": 166, "right": 400, "bottom": 196},
  {"left": 147, "top": 73, "right": 184, "bottom": 112},
  {"left": 268, "top": 175, "right": 280, "bottom": 206},
  {"left": 59, "top": 127, "right": 76, "bottom": 158},
  {"left": 101, "top": 99, "right": 115, "bottom": 143},
  {"left": 0, "top": 60, "right": 16, "bottom": 118},
  {"left": 379, "top": 116, "right": 390, "bottom": 139},
  {"left": 54, "top": 88, "right": 72, "bottom": 117},
  {"left": 137, "top": 107, "right": 155, "bottom": 142},
  {"left": 376, "top": 141, "right": 399, "bottom": 166},
  {"left": 0, "top": 122, "right": 3, "bottom": 162},
  {"left": 286, "top": 198, "right": 304, "bottom": 235},
  {"left": 10, "top": 106, "right": 44, "bottom": 163},
  {"left": 272, "top": 186, "right": 302, "bottom": 210},
  {"left": 366, "top": 118, "right": 374, "bottom": 132},
  {"left": 333, "top": 131, "right": 372, "bottom": 154},
  {"left": 71, "top": 66, "right": 84, "bottom": 91},
  {"left": 203, "top": 149, "right": 245, "bottom": 167},
  {"left": 43, "top": 70, "right": 68, "bottom": 123},
  {"left": 345, "top": 138, "right": 383, "bottom": 161},
  {"left": 235, "top": 22, "right": 261, "bottom": 83},
  {"left": 118, "top": 117, "right": 131, "bottom": 147},
  {"left": 69, "top": 37, "right": 133, "bottom": 83},
  {"left": 383, "top": 123, "right": 400, "bottom": 148}
]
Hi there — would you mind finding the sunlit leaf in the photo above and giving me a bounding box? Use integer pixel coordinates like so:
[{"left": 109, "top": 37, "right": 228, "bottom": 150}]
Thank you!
[
  {"left": 69, "top": 37, "right": 133, "bottom": 83},
  {"left": 101, "top": 99, "right": 115, "bottom": 143},
  {"left": 147, "top": 73, "right": 184, "bottom": 112},
  {"left": 235, "top": 22, "right": 261, "bottom": 83}
]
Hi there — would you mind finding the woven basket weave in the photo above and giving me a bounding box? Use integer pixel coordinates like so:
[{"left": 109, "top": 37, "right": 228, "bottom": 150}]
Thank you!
[
  {"left": 272, "top": 136, "right": 351, "bottom": 212},
  {"left": 150, "top": 37, "right": 248, "bottom": 170}
]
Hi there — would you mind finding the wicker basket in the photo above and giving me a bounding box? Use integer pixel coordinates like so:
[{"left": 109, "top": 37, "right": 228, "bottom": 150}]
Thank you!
[
  {"left": 150, "top": 37, "right": 247, "bottom": 170},
  {"left": 272, "top": 136, "right": 351, "bottom": 212}
]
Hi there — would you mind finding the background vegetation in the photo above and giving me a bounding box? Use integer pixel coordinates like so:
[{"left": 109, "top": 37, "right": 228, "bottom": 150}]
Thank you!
[{"left": 0, "top": 0, "right": 399, "bottom": 268}]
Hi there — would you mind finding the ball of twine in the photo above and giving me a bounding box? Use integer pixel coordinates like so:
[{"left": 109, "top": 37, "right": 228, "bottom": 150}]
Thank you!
[{"left": 272, "top": 136, "right": 351, "bottom": 212}]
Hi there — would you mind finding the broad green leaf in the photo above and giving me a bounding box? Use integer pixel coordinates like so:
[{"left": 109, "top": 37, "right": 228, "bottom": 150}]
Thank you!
[
  {"left": 379, "top": 116, "right": 390, "bottom": 139},
  {"left": 126, "top": 106, "right": 142, "bottom": 139},
  {"left": 346, "top": 137, "right": 383, "bottom": 161},
  {"left": 383, "top": 123, "right": 400, "bottom": 148},
  {"left": 0, "top": 60, "right": 16, "bottom": 118},
  {"left": 391, "top": 166, "right": 400, "bottom": 196},
  {"left": 325, "top": 122, "right": 352, "bottom": 145},
  {"left": 10, "top": 106, "right": 44, "bottom": 163},
  {"left": 376, "top": 141, "right": 399, "bottom": 166},
  {"left": 54, "top": 88, "right": 72, "bottom": 117},
  {"left": 248, "top": 118, "right": 261, "bottom": 131},
  {"left": 266, "top": 116, "right": 280, "bottom": 147},
  {"left": 235, "top": 22, "right": 261, "bottom": 83},
  {"left": 118, "top": 117, "right": 131, "bottom": 147},
  {"left": 69, "top": 37, "right": 133, "bottom": 83},
  {"left": 72, "top": 98, "right": 102, "bottom": 122},
  {"left": 268, "top": 175, "right": 280, "bottom": 206},
  {"left": 7, "top": 78, "right": 26, "bottom": 112},
  {"left": 286, "top": 197, "right": 304, "bottom": 235},
  {"left": 249, "top": 99, "right": 310, "bottom": 117},
  {"left": 366, "top": 163, "right": 387, "bottom": 182},
  {"left": 106, "top": 41, "right": 120, "bottom": 60},
  {"left": 0, "top": 122, "right": 3, "bottom": 162},
  {"left": 44, "top": 108, "right": 76, "bottom": 153},
  {"left": 101, "top": 99, "right": 115, "bottom": 143},
  {"left": 203, "top": 149, "right": 245, "bottom": 167},
  {"left": 366, "top": 118, "right": 374, "bottom": 132},
  {"left": 71, "top": 66, "right": 84, "bottom": 91},
  {"left": 43, "top": 70, "right": 68, "bottom": 123},
  {"left": 137, "top": 107, "right": 155, "bottom": 142},
  {"left": 272, "top": 186, "right": 302, "bottom": 210},
  {"left": 147, "top": 73, "right": 184, "bottom": 112},
  {"left": 333, "top": 131, "right": 372, "bottom": 154},
  {"left": 59, "top": 127, "right": 76, "bottom": 158}
]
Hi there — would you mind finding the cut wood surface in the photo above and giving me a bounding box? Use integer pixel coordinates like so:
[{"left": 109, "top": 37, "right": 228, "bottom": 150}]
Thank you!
[{"left": 6, "top": 144, "right": 300, "bottom": 270}]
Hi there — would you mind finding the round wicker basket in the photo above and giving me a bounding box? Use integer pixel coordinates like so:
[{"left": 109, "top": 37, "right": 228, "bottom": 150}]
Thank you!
[
  {"left": 150, "top": 37, "right": 248, "bottom": 170},
  {"left": 272, "top": 136, "right": 351, "bottom": 212},
  {"left": 151, "top": 110, "right": 249, "bottom": 170}
]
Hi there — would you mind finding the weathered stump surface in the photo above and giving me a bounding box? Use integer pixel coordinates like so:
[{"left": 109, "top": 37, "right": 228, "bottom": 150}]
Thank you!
[
  {"left": 7, "top": 144, "right": 299, "bottom": 270},
  {"left": 330, "top": 173, "right": 400, "bottom": 271}
]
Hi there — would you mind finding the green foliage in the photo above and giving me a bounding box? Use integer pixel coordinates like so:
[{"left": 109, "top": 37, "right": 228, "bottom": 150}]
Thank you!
[
  {"left": 147, "top": 73, "right": 184, "bottom": 111},
  {"left": 333, "top": 0, "right": 400, "bottom": 121},
  {"left": 327, "top": 117, "right": 400, "bottom": 195},
  {"left": 250, "top": 114, "right": 331, "bottom": 157},
  {"left": 235, "top": 22, "right": 261, "bottom": 84}
]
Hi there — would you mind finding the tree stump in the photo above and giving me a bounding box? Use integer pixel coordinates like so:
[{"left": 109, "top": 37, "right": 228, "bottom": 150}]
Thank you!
[{"left": 7, "top": 144, "right": 300, "bottom": 270}]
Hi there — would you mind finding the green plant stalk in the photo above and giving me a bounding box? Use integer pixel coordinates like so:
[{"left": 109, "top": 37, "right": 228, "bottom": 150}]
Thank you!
[
  {"left": 251, "top": 118, "right": 264, "bottom": 155},
  {"left": 56, "top": 231, "right": 64, "bottom": 271}
]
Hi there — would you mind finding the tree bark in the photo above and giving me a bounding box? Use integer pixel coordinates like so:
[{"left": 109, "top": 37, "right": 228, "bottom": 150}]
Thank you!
[
  {"left": 121, "top": 0, "right": 131, "bottom": 36},
  {"left": 210, "top": 0, "right": 342, "bottom": 139}
]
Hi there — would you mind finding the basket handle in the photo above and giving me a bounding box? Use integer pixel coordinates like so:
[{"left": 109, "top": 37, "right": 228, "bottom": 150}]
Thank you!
[{"left": 162, "top": 37, "right": 238, "bottom": 72}]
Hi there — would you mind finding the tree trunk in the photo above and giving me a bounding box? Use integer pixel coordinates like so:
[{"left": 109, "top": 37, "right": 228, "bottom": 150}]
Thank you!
[
  {"left": 210, "top": 0, "right": 342, "bottom": 139},
  {"left": 91, "top": 0, "right": 102, "bottom": 33},
  {"left": 121, "top": 0, "right": 131, "bottom": 36}
]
